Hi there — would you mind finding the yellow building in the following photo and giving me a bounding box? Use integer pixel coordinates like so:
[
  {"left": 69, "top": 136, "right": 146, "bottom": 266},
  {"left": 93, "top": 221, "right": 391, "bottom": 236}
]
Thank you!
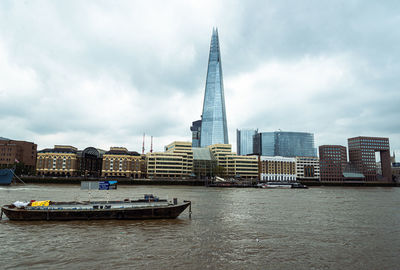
[
  {"left": 165, "top": 141, "right": 193, "bottom": 175},
  {"left": 102, "top": 147, "right": 143, "bottom": 178},
  {"left": 145, "top": 142, "right": 258, "bottom": 179},
  {"left": 36, "top": 145, "right": 78, "bottom": 176},
  {"left": 208, "top": 144, "right": 258, "bottom": 179},
  {"left": 260, "top": 156, "right": 296, "bottom": 181},
  {"left": 146, "top": 152, "right": 191, "bottom": 179}
]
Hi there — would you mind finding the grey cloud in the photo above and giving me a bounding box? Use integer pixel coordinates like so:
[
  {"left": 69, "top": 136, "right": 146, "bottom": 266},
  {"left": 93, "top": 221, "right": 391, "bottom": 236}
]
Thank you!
[{"left": 0, "top": 0, "right": 399, "bottom": 151}]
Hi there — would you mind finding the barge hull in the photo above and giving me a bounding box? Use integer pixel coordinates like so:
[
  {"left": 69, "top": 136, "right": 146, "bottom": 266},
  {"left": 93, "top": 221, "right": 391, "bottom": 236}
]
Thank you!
[{"left": 1, "top": 202, "right": 190, "bottom": 221}]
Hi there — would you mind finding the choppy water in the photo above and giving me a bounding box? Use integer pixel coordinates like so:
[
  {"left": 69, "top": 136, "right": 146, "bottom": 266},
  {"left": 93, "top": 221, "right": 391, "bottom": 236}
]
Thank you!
[{"left": 1, "top": 184, "right": 399, "bottom": 270}]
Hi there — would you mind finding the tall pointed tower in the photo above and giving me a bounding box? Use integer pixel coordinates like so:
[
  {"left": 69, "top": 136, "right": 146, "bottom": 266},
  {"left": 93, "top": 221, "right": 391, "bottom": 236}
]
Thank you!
[{"left": 200, "top": 28, "right": 228, "bottom": 147}]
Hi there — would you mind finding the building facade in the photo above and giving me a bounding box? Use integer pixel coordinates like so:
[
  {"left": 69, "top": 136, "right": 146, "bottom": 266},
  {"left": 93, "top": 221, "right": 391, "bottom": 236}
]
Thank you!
[
  {"left": 253, "top": 131, "right": 316, "bottom": 157},
  {"left": 348, "top": 136, "right": 391, "bottom": 182},
  {"left": 208, "top": 144, "right": 258, "bottom": 179},
  {"left": 392, "top": 162, "right": 400, "bottom": 182},
  {"left": 200, "top": 28, "right": 228, "bottom": 147},
  {"left": 192, "top": 147, "right": 217, "bottom": 179},
  {"left": 295, "top": 156, "right": 320, "bottom": 181},
  {"left": 237, "top": 129, "right": 257, "bottom": 155},
  {"left": 275, "top": 132, "right": 317, "bottom": 157},
  {"left": 253, "top": 132, "right": 275, "bottom": 156},
  {"left": 146, "top": 152, "right": 192, "bottom": 179},
  {"left": 259, "top": 156, "right": 296, "bottom": 182},
  {"left": 319, "top": 145, "right": 347, "bottom": 182},
  {"left": 36, "top": 145, "right": 78, "bottom": 176},
  {"left": 101, "top": 147, "right": 142, "bottom": 178},
  {"left": 0, "top": 138, "right": 37, "bottom": 174},
  {"left": 77, "top": 147, "right": 105, "bottom": 177},
  {"left": 190, "top": 120, "right": 202, "bottom": 147}
]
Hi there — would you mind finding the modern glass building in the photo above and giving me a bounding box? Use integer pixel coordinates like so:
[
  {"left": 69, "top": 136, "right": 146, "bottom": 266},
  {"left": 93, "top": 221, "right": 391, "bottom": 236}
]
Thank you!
[
  {"left": 253, "top": 131, "right": 317, "bottom": 157},
  {"left": 236, "top": 129, "right": 257, "bottom": 155},
  {"left": 190, "top": 120, "right": 202, "bottom": 147},
  {"left": 275, "top": 131, "right": 317, "bottom": 157},
  {"left": 253, "top": 132, "right": 275, "bottom": 156},
  {"left": 200, "top": 28, "right": 228, "bottom": 147}
]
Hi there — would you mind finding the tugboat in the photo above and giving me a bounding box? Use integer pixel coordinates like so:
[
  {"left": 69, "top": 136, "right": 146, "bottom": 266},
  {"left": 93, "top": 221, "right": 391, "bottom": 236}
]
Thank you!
[
  {"left": 1, "top": 194, "right": 192, "bottom": 221},
  {"left": 0, "top": 169, "right": 14, "bottom": 185}
]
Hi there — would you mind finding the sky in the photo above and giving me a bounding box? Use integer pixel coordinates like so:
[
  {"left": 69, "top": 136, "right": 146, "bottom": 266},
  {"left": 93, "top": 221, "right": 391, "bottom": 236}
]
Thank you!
[{"left": 0, "top": 0, "right": 399, "bottom": 156}]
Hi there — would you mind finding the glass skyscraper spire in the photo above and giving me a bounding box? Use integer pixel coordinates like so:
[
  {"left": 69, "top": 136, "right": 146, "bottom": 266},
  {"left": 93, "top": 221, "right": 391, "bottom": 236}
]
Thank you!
[{"left": 200, "top": 28, "right": 228, "bottom": 147}]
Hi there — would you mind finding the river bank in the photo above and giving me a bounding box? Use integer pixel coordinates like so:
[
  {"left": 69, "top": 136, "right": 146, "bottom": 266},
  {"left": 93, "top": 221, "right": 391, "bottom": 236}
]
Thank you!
[{"left": 17, "top": 176, "right": 400, "bottom": 187}]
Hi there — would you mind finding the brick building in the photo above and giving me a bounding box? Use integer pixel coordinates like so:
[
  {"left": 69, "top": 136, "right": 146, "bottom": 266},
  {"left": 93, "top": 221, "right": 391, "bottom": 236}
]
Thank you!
[
  {"left": 319, "top": 145, "right": 347, "bottom": 182},
  {"left": 348, "top": 136, "right": 391, "bottom": 182},
  {"left": 0, "top": 137, "right": 37, "bottom": 174}
]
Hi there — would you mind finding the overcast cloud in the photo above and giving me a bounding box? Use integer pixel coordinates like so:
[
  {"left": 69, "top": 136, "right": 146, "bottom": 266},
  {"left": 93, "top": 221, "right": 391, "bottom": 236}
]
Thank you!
[{"left": 0, "top": 0, "right": 399, "bottom": 155}]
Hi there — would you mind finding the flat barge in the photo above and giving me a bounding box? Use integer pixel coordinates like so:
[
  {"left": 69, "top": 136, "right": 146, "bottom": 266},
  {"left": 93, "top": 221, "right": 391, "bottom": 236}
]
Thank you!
[{"left": 1, "top": 197, "right": 191, "bottom": 221}]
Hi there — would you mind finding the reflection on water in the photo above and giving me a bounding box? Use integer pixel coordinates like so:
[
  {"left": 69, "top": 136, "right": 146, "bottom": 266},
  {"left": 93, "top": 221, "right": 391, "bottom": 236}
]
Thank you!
[{"left": 1, "top": 185, "right": 400, "bottom": 269}]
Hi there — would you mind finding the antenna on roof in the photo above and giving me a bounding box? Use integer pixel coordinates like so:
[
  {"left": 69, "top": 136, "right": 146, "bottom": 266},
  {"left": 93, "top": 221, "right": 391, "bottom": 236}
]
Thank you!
[
  {"left": 142, "top": 133, "right": 145, "bottom": 155},
  {"left": 150, "top": 136, "right": 153, "bottom": 153}
]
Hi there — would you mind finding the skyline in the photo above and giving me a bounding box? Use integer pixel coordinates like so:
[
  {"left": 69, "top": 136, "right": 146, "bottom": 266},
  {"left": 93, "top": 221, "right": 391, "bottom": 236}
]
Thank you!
[{"left": 0, "top": 1, "right": 399, "bottom": 155}]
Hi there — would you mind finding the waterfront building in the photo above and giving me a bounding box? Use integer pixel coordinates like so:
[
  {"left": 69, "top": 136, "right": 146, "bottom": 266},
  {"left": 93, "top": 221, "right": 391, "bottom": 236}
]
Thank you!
[
  {"left": 237, "top": 129, "right": 258, "bottom": 155},
  {"left": 36, "top": 145, "right": 78, "bottom": 176},
  {"left": 146, "top": 141, "right": 194, "bottom": 179},
  {"left": 0, "top": 138, "right": 37, "bottom": 174},
  {"left": 253, "top": 131, "right": 316, "bottom": 157},
  {"left": 348, "top": 136, "right": 391, "bottom": 182},
  {"left": 319, "top": 145, "right": 347, "bottom": 182},
  {"left": 190, "top": 120, "right": 202, "bottom": 147},
  {"left": 165, "top": 141, "right": 193, "bottom": 175},
  {"left": 101, "top": 147, "right": 143, "bottom": 178},
  {"left": 208, "top": 144, "right": 258, "bottom": 179},
  {"left": 200, "top": 28, "right": 229, "bottom": 147},
  {"left": 146, "top": 152, "right": 191, "bottom": 179},
  {"left": 232, "top": 155, "right": 259, "bottom": 179},
  {"left": 259, "top": 156, "right": 296, "bottom": 182},
  {"left": 295, "top": 156, "right": 320, "bottom": 181},
  {"left": 77, "top": 147, "right": 105, "bottom": 177}
]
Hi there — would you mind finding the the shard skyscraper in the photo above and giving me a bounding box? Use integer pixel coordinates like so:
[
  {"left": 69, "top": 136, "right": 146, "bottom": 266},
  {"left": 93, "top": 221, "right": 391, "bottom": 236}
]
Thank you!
[{"left": 200, "top": 28, "right": 228, "bottom": 147}]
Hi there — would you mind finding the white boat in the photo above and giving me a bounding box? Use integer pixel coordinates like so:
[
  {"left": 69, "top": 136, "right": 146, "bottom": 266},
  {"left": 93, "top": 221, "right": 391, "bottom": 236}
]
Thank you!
[{"left": 257, "top": 182, "right": 308, "bottom": 189}]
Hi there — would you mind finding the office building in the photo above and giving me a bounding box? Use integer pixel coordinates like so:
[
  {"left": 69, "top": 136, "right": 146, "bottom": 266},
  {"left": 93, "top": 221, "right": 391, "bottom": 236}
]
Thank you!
[
  {"left": 319, "top": 145, "right": 347, "bottom": 182},
  {"left": 295, "top": 156, "right": 320, "bottom": 181},
  {"left": 146, "top": 152, "right": 191, "bottom": 179},
  {"left": 208, "top": 144, "right": 258, "bottom": 179},
  {"left": 259, "top": 156, "right": 296, "bottom": 181},
  {"left": 190, "top": 120, "right": 202, "bottom": 147},
  {"left": 200, "top": 28, "right": 228, "bottom": 147},
  {"left": 253, "top": 132, "right": 275, "bottom": 156},
  {"left": 275, "top": 132, "right": 317, "bottom": 157},
  {"left": 237, "top": 129, "right": 257, "bottom": 155},
  {"left": 348, "top": 136, "right": 391, "bottom": 182},
  {"left": 253, "top": 131, "right": 316, "bottom": 157},
  {"left": 0, "top": 138, "right": 37, "bottom": 174}
]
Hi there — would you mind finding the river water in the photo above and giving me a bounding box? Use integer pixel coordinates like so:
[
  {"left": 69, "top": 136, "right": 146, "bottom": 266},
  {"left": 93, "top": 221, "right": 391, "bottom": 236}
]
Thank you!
[{"left": 0, "top": 184, "right": 399, "bottom": 270}]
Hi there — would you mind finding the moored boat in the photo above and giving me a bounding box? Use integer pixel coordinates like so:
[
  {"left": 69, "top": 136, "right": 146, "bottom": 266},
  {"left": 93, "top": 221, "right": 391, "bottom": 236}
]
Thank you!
[
  {"left": 1, "top": 195, "right": 191, "bottom": 221},
  {"left": 0, "top": 169, "right": 14, "bottom": 185},
  {"left": 256, "top": 182, "right": 308, "bottom": 189}
]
